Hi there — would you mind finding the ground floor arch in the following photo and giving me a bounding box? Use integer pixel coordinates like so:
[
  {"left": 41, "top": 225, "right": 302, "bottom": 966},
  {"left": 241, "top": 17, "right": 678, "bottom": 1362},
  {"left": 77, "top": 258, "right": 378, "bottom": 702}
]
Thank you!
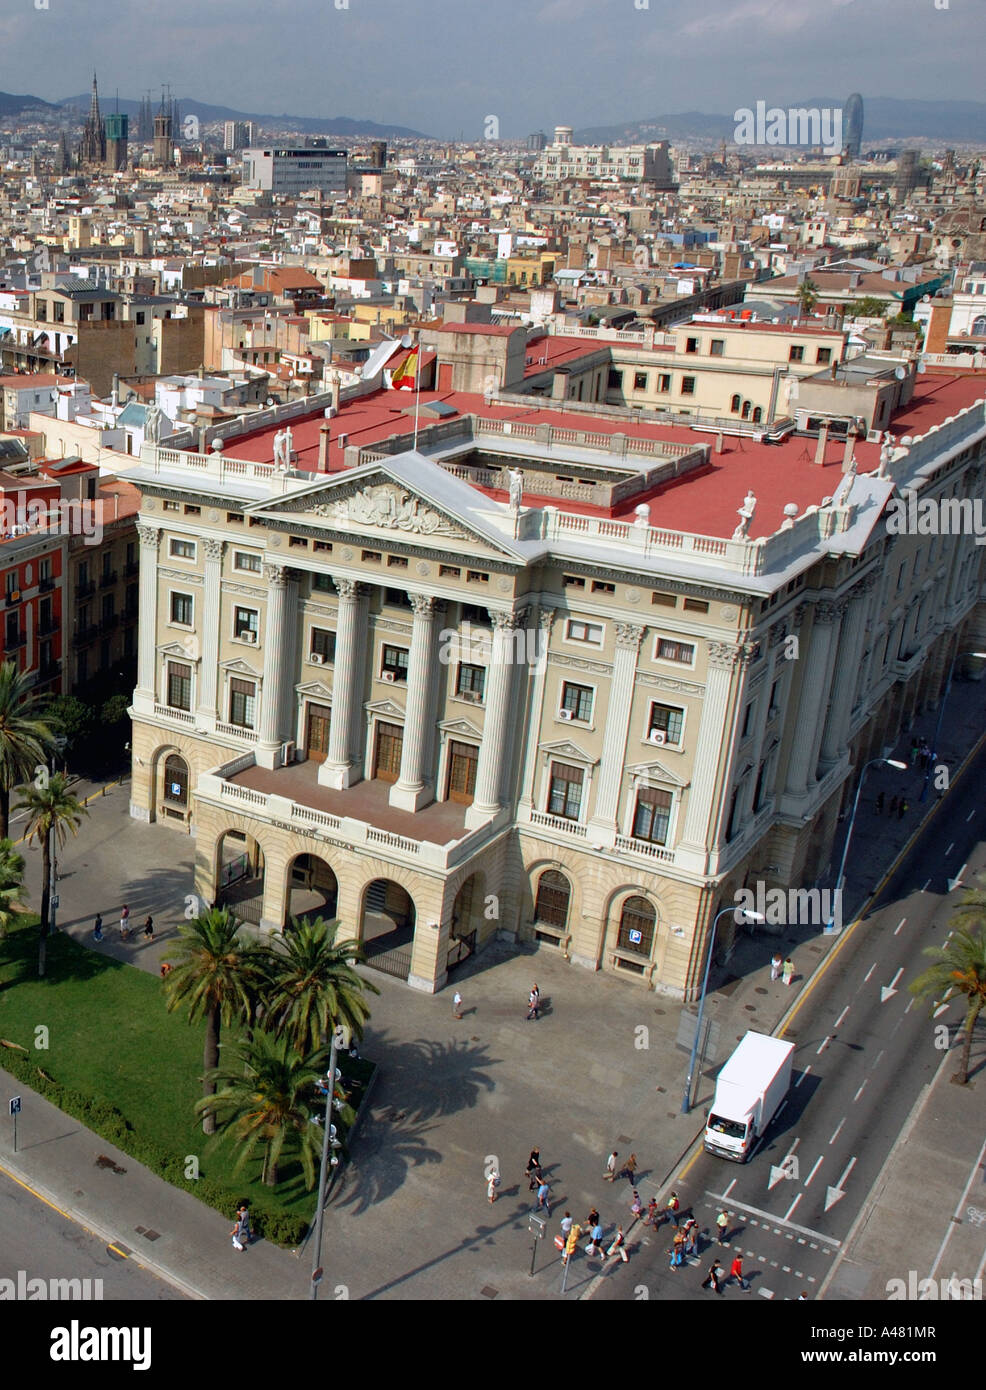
[
  {"left": 447, "top": 869, "right": 488, "bottom": 972},
  {"left": 215, "top": 828, "right": 267, "bottom": 924},
  {"left": 360, "top": 878, "right": 417, "bottom": 979},
  {"left": 148, "top": 743, "right": 194, "bottom": 829},
  {"left": 284, "top": 852, "right": 338, "bottom": 929}
]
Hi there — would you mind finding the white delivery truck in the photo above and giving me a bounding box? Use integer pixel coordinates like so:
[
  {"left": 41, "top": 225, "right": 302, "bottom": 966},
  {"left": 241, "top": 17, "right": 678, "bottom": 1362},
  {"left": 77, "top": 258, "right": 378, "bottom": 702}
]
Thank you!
[{"left": 704, "top": 1031, "right": 795, "bottom": 1162}]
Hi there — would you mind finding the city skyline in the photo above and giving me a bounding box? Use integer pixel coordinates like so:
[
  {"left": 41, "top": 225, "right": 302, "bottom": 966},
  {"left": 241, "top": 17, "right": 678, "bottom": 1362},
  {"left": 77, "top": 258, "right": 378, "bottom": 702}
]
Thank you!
[{"left": 0, "top": 0, "right": 981, "bottom": 140}]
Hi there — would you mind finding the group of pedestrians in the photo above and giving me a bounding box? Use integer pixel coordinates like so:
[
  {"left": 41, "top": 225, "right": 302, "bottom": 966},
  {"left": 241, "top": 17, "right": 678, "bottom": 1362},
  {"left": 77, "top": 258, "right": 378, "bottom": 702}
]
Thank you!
[
  {"left": 873, "top": 792, "right": 910, "bottom": 820},
  {"left": 769, "top": 953, "right": 796, "bottom": 987},
  {"left": 93, "top": 907, "right": 154, "bottom": 944}
]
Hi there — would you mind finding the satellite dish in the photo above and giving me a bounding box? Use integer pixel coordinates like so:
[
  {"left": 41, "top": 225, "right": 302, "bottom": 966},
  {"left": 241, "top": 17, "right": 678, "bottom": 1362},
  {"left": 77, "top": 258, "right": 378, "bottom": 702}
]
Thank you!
[
  {"left": 894, "top": 366, "right": 906, "bottom": 380},
  {"left": 921, "top": 294, "right": 931, "bottom": 304},
  {"left": 265, "top": 397, "right": 275, "bottom": 406}
]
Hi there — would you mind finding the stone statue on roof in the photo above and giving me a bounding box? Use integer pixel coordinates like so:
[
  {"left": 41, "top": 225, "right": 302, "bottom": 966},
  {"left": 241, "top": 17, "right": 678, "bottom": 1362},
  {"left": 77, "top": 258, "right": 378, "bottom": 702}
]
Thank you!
[
  {"left": 507, "top": 468, "right": 524, "bottom": 510},
  {"left": 732, "top": 489, "right": 757, "bottom": 541},
  {"left": 143, "top": 402, "right": 163, "bottom": 444}
]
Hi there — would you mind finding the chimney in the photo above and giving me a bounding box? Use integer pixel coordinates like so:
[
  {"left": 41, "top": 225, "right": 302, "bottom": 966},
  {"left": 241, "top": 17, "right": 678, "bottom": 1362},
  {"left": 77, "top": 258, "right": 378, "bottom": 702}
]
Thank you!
[
  {"left": 318, "top": 424, "right": 330, "bottom": 472},
  {"left": 330, "top": 372, "right": 340, "bottom": 412},
  {"left": 198, "top": 426, "right": 207, "bottom": 454},
  {"left": 843, "top": 428, "right": 857, "bottom": 469},
  {"left": 114, "top": 491, "right": 119, "bottom": 520},
  {"left": 814, "top": 422, "right": 829, "bottom": 465},
  {"left": 111, "top": 373, "right": 120, "bottom": 408}
]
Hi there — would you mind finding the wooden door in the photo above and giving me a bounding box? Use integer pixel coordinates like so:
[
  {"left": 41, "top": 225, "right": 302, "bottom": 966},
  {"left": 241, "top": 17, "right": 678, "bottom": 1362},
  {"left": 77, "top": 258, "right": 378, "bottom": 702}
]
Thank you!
[
  {"left": 305, "top": 704, "right": 332, "bottom": 763},
  {"left": 446, "top": 740, "right": 478, "bottom": 804},
  {"left": 373, "top": 721, "right": 403, "bottom": 783}
]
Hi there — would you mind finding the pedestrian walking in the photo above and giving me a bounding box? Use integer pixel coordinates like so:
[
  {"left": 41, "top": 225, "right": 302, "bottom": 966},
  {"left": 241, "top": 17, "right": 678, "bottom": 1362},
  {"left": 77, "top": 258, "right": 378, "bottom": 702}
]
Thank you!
[
  {"left": 231, "top": 1202, "right": 251, "bottom": 1252},
  {"left": 630, "top": 1189, "right": 642, "bottom": 1222},
  {"left": 683, "top": 1217, "right": 698, "bottom": 1256},
  {"left": 770, "top": 952, "right": 782, "bottom": 981},
  {"left": 606, "top": 1226, "right": 629, "bottom": 1264},
  {"left": 899, "top": 798, "right": 909, "bottom": 820},
  {"left": 143, "top": 915, "right": 154, "bottom": 941},
  {"left": 701, "top": 1259, "right": 724, "bottom": 1292},
  {"left": 643, "top": 1196, "right": 659, "bottom": 1227},
  {"left": 119, "top": 904, "right": 131, "bottom": 940},
  {"left": 526, "top": 1147, "right": 542, "bottom": 1191},
  {"left": 782, "top": 956, "right": 795, "bottom": 987},
  {"left": 487, "top": 1167, "right": 501, "bottom": 1204},
  {"left": 910, "top": 737, "right": 920, "bottom": 764},
  {"left": 604, "top": 1150, "right": 618, "bottom": 1182},
  {"left": 585, "top": 1221, "right": 604, "bottom": 1257},
  {"left": 728, "top": 1255, "right": 750, "bottom": 1291},
  {"left": 526, "top": 983, "right": 540, "bottom": 1020},
  {"left": 585, "top": 1207, "right": 599, "bottom": 1231},
  {"left": 874, "top": 791, "right": 884, "bottom": 815},
  {"left": 92, "top": 913, "right": 103, "bottom": 942},
  {"left": 664, "top": 1190, "right": 681, "bottom": 1228},
  {"left": 452, "top": 990, "right": 463, "bottom": 1019},
  {"left": 715, "top": 1210, "right": 730, "bottom": 1244},
  {"left": 159, "top": 962, "right": 172, "bottom": 979},
  {"left": 560, "top": 1211, "right": 573, "bottom": 1240},
  {"left": 669, "top": 1230, "right": 686, "bottom": 1271},
  {"left": 536, "top": 1180, "right": 551, "bottom": 1215},
  {"left": 889, "top": 795, "right": 899, "bottom": 818},
  {"left": 622, "top": 1152, "right": 638, "bottom": 1183}
]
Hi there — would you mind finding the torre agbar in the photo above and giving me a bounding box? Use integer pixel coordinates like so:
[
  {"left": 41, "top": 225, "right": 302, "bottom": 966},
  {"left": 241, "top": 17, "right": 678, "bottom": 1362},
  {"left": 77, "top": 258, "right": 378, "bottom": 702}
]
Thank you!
[{"left": 126, "top": 365, "right": 986, "bottom": 997}]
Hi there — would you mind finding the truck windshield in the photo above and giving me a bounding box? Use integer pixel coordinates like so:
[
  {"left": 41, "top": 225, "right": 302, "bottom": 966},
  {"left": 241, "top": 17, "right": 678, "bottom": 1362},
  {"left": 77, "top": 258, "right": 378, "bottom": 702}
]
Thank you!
[{"left": 707, "top": 1113, "right": 747, "bottom": 1142}]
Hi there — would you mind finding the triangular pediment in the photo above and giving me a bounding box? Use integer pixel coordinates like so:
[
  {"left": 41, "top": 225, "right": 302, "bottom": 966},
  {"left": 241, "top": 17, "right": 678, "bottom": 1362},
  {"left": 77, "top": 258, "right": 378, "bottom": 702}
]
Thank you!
[
  {"left": 219, "top": 656, "right": 261, "bottom": 677},
  {"left": 364, "top": 697, "right": 405, "bottom": 719},
  {"left": 244, "top": 455, "right": 523, "bottom": 561},
  {"left": 438, "top": 716, "right": 483, "bottom": 739},
  {"left": 626, "top": 758, "right": 689, "bottom": 789},
  {"left": 539, "top": 739, "right": 598, "bottom": 766},
  {"left": 158, "top": 639, "right": 197, "bottom": 659},
  {"left": 295, "top": 679, "right": 333, "bottom": 698}
]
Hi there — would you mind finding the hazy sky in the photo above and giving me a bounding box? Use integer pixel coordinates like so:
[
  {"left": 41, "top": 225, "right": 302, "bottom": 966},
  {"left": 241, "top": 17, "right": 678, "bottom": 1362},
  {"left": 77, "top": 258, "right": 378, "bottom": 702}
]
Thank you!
[{"left": 0, "top": 0, "right": 979, "bottom": 137}]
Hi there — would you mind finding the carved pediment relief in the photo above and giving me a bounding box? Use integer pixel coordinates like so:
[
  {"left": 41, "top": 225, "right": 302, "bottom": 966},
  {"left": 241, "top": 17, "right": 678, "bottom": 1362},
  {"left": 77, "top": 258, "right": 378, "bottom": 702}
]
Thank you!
[
  {"left": 539, "top": 739, "right": 598, "bottom": 766},
  {"left": 626, "top": 758, "right": 689, "bottom": 789},
  {"left": 438, "top": 717, "right": 483, "bottom": 739},
  {"left": 363, "top": 698, "right": 405, "bottom": 719},
  {"left": 219, "top": 656, "right": 261, "bottom": 677}
]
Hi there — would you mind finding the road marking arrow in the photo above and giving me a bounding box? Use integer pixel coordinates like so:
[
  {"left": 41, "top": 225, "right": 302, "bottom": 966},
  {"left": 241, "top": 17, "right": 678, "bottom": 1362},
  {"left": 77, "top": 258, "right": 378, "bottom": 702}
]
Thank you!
[
  {"left": 769, "top": 1140, "right": 800, "bottom": 1190},
  {"left": 947, "top": 862, "right": 967, "bottom": 893},
  {"left": 824, "top": 1157, "right": 857, "bottom": 1212},
  {"left": 880, "top": 967, "right": 903, "bottom": 1003}
]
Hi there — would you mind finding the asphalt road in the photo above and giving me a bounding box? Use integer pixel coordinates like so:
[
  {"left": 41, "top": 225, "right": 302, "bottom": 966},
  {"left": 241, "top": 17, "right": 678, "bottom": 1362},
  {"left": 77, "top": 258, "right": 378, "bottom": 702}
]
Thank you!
[
  {"left": 593, "top": 740, "right": 986, "bottom": 1302},
  {"left": 0, "top": 1167, "right": 187, "bottom": 1301}
]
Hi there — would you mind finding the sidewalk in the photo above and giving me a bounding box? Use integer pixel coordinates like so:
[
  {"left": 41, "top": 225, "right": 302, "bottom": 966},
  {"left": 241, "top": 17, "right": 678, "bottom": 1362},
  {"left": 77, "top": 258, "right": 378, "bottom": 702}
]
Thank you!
[
  {"left": 0, "top": 678, "right": 983, "bottom": 1299},
  {"left": 821, "top": 1035, "right": 986, "bottom": 1301}
]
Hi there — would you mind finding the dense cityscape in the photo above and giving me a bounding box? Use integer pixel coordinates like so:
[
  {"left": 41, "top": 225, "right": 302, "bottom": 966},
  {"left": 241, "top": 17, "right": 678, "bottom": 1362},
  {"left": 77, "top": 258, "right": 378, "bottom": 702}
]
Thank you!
[{"left": 0, "top": 0, "right": 983, "bottom": 1359}]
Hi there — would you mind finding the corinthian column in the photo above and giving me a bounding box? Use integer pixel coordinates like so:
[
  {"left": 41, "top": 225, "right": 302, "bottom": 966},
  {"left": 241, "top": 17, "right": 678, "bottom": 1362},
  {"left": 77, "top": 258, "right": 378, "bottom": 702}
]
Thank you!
[
  {"left": 819, "top": 577, "right": 876, "bottom": 767},
  {"left": 133, "top": 523, "right": 161, "bottom": 716},
  {"left": 784, "top": 600, "right": 843, "bottom": 796},
  {"left": 587, "top": 621, "right": 645, "bottom": 845},
  {"left": 320, "top": 577, "right": 363, "bottom": 789},
  {"left": 677, "top": 640, "right": 755, "bottom": 874},
  {"left": 256, "top": 564, "right": 292, "bottom": 769},
  {"left": 464, "top": 608, "right": 526, "bottom": 830},
  {"left": 390, "top": 594, "right": 437, "bottom": 812},
  {"left": 196, "top": 538, "right": 224, "bottom": 730}
]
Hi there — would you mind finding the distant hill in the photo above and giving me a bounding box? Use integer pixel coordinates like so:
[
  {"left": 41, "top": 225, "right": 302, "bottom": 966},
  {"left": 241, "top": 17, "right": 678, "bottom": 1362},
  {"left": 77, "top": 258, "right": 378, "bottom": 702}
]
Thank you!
[
  {"left": 0, "top": 90, "right": 60, "bottom": 118},
  {"left": 576, "top": 98, "right": 986, "bottom": 145},
  {"left": 58, "top": 93, "right": 428, "bottom": 141}
]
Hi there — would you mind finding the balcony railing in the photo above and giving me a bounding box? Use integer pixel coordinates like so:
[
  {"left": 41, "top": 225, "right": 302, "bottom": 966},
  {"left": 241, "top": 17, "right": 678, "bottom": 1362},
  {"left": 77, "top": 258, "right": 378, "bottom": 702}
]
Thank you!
[
  {"left": 614, "top": 834, "right": 676, "bottom": 863},
  {"left": 37, "top": 619, "right": 59, "bottom": 637},
  {"left": 99, "top": 613, "right": 119, "bottom": 632},
  {"left": 154, "top": 702, "right": 194, "bottom": 725},
  {"left": 124, "top": 560, "right": 139, "bottom": 577},
  {"left": 4, "top": 630, "right": 26, "bottom": 650},
  {"left": 72, "top": 624, "right": 98, "bottom": 647},
  {"left": 529, "top": 809, "right": 588, "bottom": 838},
  {"left": 99, "top": 570, "right": 118, "bottom": 589},
  {"left": 214, "top": 721, "right": 259, "bottom": 742},
  {"left": 77, "top": 580, "right": 95, "bottom": 598},
  {"left": 38, "top": 577, "right": 55, "bottom": 593},
  {"left": 4, "top": 592, "right": 19, "bottom": 608},
  {"left": 38, "top": 659, "right": 61, "bottom": 682}
]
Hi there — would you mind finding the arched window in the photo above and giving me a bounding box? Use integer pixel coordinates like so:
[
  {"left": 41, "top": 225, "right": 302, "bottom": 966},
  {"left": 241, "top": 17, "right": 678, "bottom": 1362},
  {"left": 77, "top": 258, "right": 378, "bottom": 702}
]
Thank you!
[
  {"left": 163, "top": 753, "right": 189, "bottom": 806},
  {"left": 617, "top": 895, "right": 656, "bottom": 956},
  {"left": 972, "top": 315, "right": 986, "bottom": 338},
  {"left": 752, "top": 406, "right": 763, "bottom": 423},
  {"left": 741, "top": 400, "right": 752, "bottom": 419},
  {"left": 534, "top": 870, "right": 570, "bottom": 929},
  {"left": 730, "top": 393, "right": 741, "bottom": 413}
]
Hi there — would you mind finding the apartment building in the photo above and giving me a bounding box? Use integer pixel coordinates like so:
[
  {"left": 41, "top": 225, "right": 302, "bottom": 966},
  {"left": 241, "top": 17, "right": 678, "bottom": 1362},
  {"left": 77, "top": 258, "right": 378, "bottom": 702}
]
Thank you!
[{"left": 125, "top": 369, "right": 986, "bottom": 999}]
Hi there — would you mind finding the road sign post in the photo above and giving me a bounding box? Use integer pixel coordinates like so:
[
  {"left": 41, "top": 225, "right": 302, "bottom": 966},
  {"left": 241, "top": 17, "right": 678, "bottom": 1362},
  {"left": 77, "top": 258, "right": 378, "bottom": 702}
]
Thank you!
[{"left": 9, "top": 1096, "right": 21, "bottom": 1152}]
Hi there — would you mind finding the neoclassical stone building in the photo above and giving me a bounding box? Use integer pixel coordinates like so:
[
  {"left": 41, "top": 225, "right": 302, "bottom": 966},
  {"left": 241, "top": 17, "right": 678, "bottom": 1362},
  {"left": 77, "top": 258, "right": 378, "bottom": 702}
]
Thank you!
[{"left": 126, "top": 374, "right": 986, "bottom": 996}]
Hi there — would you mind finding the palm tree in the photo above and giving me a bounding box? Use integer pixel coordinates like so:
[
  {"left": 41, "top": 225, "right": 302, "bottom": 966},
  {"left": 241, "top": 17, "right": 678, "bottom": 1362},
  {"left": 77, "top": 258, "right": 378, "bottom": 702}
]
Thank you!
[
  {"left": 795, "top": 278, "right": 819, "bottom": 322},
  {"left": 910, "top": 885, "right": 986, "bottom": 1085},
  {"left": 0, "top": 836, "right": 25, "bottom": 938},
  {"left": 196, "top": 1030, "right": 352, "bottom": 1188},
  {"left": 16, "top": 774, "right": 86, "bottom": 977},
  {"left": 0, "top": 662, "right": 57, "bottom": 839},
  {"left": 261, "top": 916, "right": 379, "bottom": 1054},
  {"left": 163, "top": 908, "right": 264, "bottom": 1134}
]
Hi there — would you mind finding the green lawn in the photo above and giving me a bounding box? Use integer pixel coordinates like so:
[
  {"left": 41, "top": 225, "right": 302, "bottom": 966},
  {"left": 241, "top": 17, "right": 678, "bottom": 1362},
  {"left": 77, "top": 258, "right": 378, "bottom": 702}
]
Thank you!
[{"left": 0, "top": 919, "right": 350, "bottom": 1227}]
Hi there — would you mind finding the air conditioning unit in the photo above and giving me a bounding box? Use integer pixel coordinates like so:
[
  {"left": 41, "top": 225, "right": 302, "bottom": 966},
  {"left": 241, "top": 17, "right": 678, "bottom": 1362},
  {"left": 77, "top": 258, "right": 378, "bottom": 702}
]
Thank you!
[
  {"left": 649, "top": 729, "right": 667, "bottom": 745},
  {"left": 559, "top": 708, "right": 575, "bottom": 721},
  {"left": 460, "top": 689, "right": 480, "bottom": 702},
  {"left": 382, "top": 670, "right": 396, "bottom": 682},
  {"left": 242, "top": 630, "right": 257, "bottom": 643},
  {"left": 280, "top": 740, "right": 295, "bottom": 766},
  {"left": 310, "top": 652, "right": 324, "bottom": 665}
]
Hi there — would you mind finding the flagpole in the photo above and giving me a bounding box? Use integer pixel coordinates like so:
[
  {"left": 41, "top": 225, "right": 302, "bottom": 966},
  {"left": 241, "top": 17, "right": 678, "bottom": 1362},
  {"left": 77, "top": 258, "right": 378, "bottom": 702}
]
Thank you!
[{"left": 412, "top": 344, "right": 421, "bottom": 452}]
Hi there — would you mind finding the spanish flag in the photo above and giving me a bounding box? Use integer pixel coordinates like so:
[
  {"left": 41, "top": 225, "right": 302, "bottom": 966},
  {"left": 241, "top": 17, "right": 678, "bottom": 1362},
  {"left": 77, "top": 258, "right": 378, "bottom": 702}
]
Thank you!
[{"left": 391, "top": 345, "right": 419, "bottom": 390}]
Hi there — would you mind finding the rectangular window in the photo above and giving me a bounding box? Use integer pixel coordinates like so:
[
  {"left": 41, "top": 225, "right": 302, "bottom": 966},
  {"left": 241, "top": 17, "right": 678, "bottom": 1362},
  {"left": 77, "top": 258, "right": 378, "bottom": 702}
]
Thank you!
[
  {"left": 381, "top": 644, "right": 409, "bottom": 680},
  {"left": 226, "top": 511, "right": 243, "bottom": 524},
  {"left": 387, "top": 554, "right": 408, "bottom": 569},
  {"left": 170, "top": 592, "right": 193, "bottom": 626},
  {"left": 591, "top": 581, "right": 615, "bottom": 595},
  {"left": 229, "top": 677, "right": 256, "bottom": 729},
  {"left": 655, "top": 637, "right": 694, "bottom": 664},
  {"left": 289, "top": 535, "right": 308, "bottom": 549},
  {"left": 816, "top": 347, "right": 832, "bottom": 364},
  {"left": 234, "top": 607, "right": 259, "bottom": 641},
  {"left": 657, "top": 374, "right": 671, "bottom": 393},
  {"left": 651, "top": 590, "right": 677, "bottom": 608},
  {"left": 681, "top": 376, "right": 696, "bottom": 396},
  {"left": 310, "top": 628, "right": 336, "bottom": 662},
  {"left": 741, "top": 702, "right": 754, "bottom": 738},
  {"left": 169, "top": 538, "right": 196, "bottom": 560},
  {"left": 563, "top": 574, "right": 585, "bottom": 589},
  {"left": 233, "top": 551, "right": 262, "bottom": 573},
  {"left": 789, "top": 344, "right": 805, "bottom": 362},
  {"left": 184, "top": 505, "right": 201, "bottom": 517},
  {"left": 547, "top": 761, "right": 584, "bottom": 820},
  {"left": 167, "top": 661, "right": 191, "bottom": 710},
  {"left": 561, "top": 682, "right": 593, "bottom": 722},
  {"left": 710, "top": 339, "right": 725, "bottom": 356},
  {"left": 683, "top": 597, "right": 709, "bottom": 613},
  {"left": 633, "top": 371, "right": 648, "bottom": 391},
  {"left": 312, "top": 574, "right": 333, "bottom": 592},
  {"left": 163, "top": 500, "right": 179, "bottom": 512},
  {"left": 648, "top": 703, "right": 684, "bottom": 743},
  {"left": 361, "top": 549, "right": 381, "bottom": 563},
  {"left": 467, "top": 570, "right": 489, "bottom": 584},
  {"left": 566, "top": 618, "right": 603, "bottom": 645},
  {"left": 769, "top": 678, "right": 781, "bottom": 715},
  {"left": 608, "top": 368, "right": 623, "bottom": 390},
  {"left": 313, "top": 541, "right": 332, "bottom": 553},
  {"left": 456, "top": 663, "right": 486, "bottom": 699},
  {"left": 633, "top": 787, "right": 672, "bottom": 844},
  {"left": 685, "top": 337, "right": 699, "bottom": 354},
  {"left": 439, "top": 564, "right": 461, "bottom": 579},
  {"left": 384, "top": 588, "right": 412, "bottom": 609}
]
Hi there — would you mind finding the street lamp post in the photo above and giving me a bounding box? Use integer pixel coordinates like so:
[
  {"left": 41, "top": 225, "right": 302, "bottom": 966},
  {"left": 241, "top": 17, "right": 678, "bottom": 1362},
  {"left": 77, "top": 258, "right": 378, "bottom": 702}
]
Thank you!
[
  {"left": 825, "top": 757, "right": 907, "bottom": 932},
  {"left": 310, "top": 1027, "right": 342, "bottom": 1302},
  {"left": 920, "top": 649, "right": 986, "bottom": 802},
  {"left": 681, "top": 906, "right": 764, "bottom": 1114}
]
